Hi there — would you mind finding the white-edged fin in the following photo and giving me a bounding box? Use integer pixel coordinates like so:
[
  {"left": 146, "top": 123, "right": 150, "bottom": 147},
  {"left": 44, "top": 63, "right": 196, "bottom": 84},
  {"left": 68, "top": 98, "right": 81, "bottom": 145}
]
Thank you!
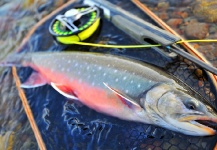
[
  {"left": 51, "top": 82, "right": 79, "bottom": 100},
  {"left": 21, "top": 72, "right": 47, "bottom": 88},
  {"left": 103, "top": 82, "right": 141, "bottom": 109}
]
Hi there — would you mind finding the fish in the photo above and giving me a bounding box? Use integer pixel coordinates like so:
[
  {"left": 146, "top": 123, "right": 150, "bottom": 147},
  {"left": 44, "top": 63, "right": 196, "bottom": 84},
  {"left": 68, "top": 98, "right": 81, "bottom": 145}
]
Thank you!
[{"left": 1, "top": 51, "right": 217, "bottom": 136}]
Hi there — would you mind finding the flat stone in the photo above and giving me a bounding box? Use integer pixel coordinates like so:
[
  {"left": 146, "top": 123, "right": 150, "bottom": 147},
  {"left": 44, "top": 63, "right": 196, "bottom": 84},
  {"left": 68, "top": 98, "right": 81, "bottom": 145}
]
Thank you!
[
  {"left": 185, "top": 21, "right": 209, "bottom": 39},
  {"left": 166, "top": 19, "right": 183, "bottom": 28}
]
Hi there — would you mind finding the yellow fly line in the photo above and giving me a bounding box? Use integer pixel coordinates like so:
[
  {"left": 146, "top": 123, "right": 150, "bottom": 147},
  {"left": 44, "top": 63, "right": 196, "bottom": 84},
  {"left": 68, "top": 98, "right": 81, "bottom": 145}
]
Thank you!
[
  {"left": 176, "top": 39, "right": 217, "bottom": 44},
  {"left": 69, "top": 39, "right": 217, "bottom": 48}
]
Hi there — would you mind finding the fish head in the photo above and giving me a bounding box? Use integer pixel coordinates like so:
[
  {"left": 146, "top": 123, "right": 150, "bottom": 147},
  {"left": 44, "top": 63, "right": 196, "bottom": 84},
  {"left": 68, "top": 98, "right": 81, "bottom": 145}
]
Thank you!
[{"left": 141, "top": 83, "right": 217, "bottom": 136}]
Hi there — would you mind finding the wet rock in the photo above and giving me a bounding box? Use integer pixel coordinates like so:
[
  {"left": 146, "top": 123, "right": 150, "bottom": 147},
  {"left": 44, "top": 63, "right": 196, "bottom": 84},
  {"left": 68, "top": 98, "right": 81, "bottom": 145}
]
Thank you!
[
  {"left": 208, "top": 32, "right": 217, "bottom": 39},
  {"left": 166, "top": 18, "right": 183, "bottom": 28},
  {"left": 157, "top": 11, "right": 168, "bottom": 20},
  {"left": 157, "top": 1, "right": 169, "bottom": 11},
  {"left": 212, "top": 60, "right": 217, "bottom": 68},
  {"left": 182, "top": 0, "right": 193, "bottom": 6},
  {"left": 209, "top": 25, "right": 217, "bottom": 34},
  {"left": 140, "top": 0, "right": 159, "bottom": 6},
  {"left": 195, "top": 69, "right": 203, "bottom": 78},
  {"left": 180, "top": 12, "right": 188, "bottom": 18},
  {"left": 169, "top": 0, "right": 193, "bottom": 6},
  {"left": 183, "top": 17, "right": 197, "bottom": 24},
  {"left": 192, "top": 0, "right": 217, "bottom": 22},
  {"left": 198, "top": 80, "right": 204, "bottom": 87},
  {"left": 188, "top": 65, "right": 195, "bottom": 70},
  {"left": 192, "top": 43, "right": 199, "bottom": 49},
  {"left": 198, "top": 45, "right": 216, "bottom": 61},
  {"left": 184, "top": 58, "right": 193, "bottom": 65},
  {"left": 174, "top": 28, "right": 183, "bottom": 35},
  {"left": 170, "top": 10, "right": 189, "bottom": 19},
  {"left": 208, "top": 92, "right": 215, "bottom": 101},
  {"left": 184, "top": 21, "right": 209, "bottom": 39}
]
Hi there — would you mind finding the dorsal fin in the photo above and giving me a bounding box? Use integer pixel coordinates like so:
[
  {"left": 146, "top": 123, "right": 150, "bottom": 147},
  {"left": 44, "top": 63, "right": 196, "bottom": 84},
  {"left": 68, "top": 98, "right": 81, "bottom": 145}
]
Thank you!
[
  {"left": 51, "top": 82, "right": 79, "bottom": 100},
  {"left": 103, "top": 82, "right": 141, "bottom": 109}
]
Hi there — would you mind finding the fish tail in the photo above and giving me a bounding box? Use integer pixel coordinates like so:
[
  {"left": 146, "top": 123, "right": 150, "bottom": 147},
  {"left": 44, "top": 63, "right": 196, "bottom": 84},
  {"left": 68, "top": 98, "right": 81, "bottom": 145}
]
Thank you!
[{"left": 0, "top": 52, "right": 32, "bottom": 67}]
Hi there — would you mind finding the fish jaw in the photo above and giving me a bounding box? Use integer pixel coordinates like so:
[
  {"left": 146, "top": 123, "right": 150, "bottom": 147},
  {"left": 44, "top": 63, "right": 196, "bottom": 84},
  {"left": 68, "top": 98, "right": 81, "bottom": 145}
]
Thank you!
[
  {"left": 175, "top": 115, "right": 217, "bottom": 136},
  {"left": 165, "top": 116, "right": 216, "bottom": 136},
  {"left": 168, "top": 103, "right": 217, "bottom": 136}
]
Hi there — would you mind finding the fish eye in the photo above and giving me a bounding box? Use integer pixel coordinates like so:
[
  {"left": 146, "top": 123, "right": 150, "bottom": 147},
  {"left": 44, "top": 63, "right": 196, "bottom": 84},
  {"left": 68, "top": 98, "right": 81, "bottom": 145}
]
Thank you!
[
  {"left": 186, "top": 103, "right": 196, "bottom": 110},
  {"left": 183, "top": 99, "right": 198, "bottom": 110}
]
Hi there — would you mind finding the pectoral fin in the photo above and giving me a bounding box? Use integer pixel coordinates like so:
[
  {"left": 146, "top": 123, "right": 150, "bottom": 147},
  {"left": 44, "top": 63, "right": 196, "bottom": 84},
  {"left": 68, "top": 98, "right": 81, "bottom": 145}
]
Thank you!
[
  {"left": 21, "top": 72, "right": 47, "bottom": 88},
  {"left": 51, "top": 82, "right": 79, "bottom": 100},
  {"left": 103, "top": 82, "right": 142, "bottom": 110}
]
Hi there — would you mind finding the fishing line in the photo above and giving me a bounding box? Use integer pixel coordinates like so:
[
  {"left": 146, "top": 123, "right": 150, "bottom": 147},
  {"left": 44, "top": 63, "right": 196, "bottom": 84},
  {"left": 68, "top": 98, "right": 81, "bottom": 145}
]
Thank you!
[
  {"left": 177, "top": 39, "right": 217, "bottom": 44},
  {"left": 70, "top": 41, "right": 162, "bottom": 48},
  {"left": 67, "top": 39, "right": 217, "bottom": 48}
]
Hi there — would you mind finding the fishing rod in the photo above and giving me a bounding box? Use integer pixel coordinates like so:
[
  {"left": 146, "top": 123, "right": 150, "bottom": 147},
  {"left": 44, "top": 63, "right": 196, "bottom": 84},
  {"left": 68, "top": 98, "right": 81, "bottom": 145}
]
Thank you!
[{"left": 82, "top": 0, "right": 217, "bottom": 75}]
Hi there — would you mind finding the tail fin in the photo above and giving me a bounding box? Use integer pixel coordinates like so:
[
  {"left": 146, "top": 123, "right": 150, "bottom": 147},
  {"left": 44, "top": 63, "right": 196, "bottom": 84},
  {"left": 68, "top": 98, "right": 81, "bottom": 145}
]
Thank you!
[{"left": 0, "top": 52, "right": 32, "bottom": 67}]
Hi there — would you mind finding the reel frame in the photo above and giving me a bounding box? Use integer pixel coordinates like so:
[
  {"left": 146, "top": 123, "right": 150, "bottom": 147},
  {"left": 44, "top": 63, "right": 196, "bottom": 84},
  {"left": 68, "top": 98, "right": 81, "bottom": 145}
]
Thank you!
[{"left": 49, "top": 5, "right": 100, "bottom": 44}]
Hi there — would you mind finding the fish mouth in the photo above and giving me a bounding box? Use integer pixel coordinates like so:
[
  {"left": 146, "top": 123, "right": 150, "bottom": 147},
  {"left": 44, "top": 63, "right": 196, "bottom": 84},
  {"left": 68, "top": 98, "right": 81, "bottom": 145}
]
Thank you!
[
  {"left": 196, "top": 120, "right": 217, "bottom": 130},
  {"left": 178, "top": 115, "right": 217, "bottom": 135}
]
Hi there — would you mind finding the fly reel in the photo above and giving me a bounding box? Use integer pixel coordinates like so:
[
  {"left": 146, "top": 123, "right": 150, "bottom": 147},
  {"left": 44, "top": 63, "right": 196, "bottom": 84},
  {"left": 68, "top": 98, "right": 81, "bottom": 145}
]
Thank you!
[{"left": 49, "top": 5, "right": 100, "bottom": 44}]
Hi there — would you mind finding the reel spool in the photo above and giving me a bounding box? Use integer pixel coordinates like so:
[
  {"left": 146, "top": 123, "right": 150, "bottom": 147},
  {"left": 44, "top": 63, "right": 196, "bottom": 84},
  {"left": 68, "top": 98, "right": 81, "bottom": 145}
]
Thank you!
[{"left": 49, "top": 6, "right": 100, "bottom": 44}]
